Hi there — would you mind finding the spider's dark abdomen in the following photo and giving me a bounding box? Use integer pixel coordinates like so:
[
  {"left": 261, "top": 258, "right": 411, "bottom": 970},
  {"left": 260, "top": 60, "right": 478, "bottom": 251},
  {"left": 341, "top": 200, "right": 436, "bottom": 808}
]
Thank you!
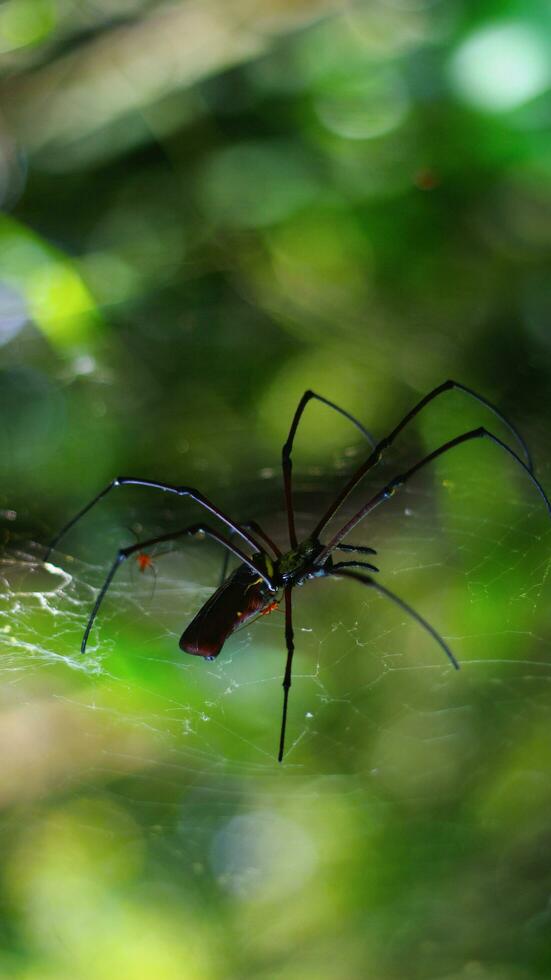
[{"left": 179, "top": 564, "right": 271, "bottom": 660}]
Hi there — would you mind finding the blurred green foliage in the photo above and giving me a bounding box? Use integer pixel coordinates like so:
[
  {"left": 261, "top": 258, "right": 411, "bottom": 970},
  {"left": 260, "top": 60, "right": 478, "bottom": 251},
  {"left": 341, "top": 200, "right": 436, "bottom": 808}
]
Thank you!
[{"left": 0, "top": 0, "right": 551, "bottom": 977}]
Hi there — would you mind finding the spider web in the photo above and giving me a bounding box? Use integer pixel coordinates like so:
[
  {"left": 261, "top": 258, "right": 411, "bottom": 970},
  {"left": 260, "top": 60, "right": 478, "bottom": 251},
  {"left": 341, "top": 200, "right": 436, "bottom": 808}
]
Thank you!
[{"left": 1, "top": 414, "right": 550, "bottom": 815}]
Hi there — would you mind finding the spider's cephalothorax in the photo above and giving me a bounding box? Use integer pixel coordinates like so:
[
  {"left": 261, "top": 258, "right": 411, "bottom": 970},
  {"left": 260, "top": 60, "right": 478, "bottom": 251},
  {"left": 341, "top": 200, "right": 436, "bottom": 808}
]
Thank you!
[
  {"left": 45, "top": 381, "right": 550, "bottom": 761},
  {"left": 277, "top": 536, "right": 329, "bottom": 584}
]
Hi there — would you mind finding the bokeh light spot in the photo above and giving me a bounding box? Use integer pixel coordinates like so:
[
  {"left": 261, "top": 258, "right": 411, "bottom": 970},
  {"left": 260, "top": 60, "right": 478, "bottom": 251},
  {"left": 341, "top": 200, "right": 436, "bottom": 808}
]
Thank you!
[
  {"left": 449, "top": 21, "right": 550, "bottom": 112},
  {"left": 0, "top": 281, "right": 27, "bottom": 344},
  {"left": 315, "top": 69, "right": 409, "bottom": 140},
  {"left": 199, "top": 140, "right": 320, "bottom": 228},
  {"left": 0, "top": 0, "right": 55, "bottom": 52},
  {"left": 1, "top": 215, "right": 101, "bottom": 348},
  {"left": 28, "top": 264, "right": 98, "bottom": 345},
  {"left": 210, "top": 810, "right": 317, "bottom": 901},
  {"left": 268, "top": 209, "right": 371, "bottom": 314}
]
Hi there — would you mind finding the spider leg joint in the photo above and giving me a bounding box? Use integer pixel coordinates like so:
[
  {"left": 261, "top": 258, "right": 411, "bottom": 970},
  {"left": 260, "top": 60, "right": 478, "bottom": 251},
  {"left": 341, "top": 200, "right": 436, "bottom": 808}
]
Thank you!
[
  {"left": 185, "top": 523, "right": 206, "bottom": 538},
  {"left": 384, "top": 478, "right": 403, "bottom": 498}
]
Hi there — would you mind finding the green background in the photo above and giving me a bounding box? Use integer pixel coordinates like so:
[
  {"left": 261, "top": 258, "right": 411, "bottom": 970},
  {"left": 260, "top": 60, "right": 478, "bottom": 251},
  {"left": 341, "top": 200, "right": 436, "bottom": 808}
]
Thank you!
[{"left": 1, "top": 1, "right": 551, "bottom": 977}]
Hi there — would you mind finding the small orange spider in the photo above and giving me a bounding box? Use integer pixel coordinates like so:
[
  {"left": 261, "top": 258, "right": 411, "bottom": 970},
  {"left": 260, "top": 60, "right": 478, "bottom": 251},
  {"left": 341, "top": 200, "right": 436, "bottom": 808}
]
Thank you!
[
  {"left": 135, "top": 551, "right": 155, "bottom": 573},
  {"left": 260, "top": 599, "right": 280, "bottom": 617},
  {"left": 260, "top": 599, "right": 279, "bottom": 616},
  {"left": 235, "top": 598, "right": 279, "bottom": 621}
]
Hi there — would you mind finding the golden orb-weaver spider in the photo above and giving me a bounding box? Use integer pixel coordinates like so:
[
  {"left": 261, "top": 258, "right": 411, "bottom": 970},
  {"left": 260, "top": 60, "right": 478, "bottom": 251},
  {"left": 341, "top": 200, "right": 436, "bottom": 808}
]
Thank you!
[{"left": 45, "top": 381, "right": 550, "bottom": 761}]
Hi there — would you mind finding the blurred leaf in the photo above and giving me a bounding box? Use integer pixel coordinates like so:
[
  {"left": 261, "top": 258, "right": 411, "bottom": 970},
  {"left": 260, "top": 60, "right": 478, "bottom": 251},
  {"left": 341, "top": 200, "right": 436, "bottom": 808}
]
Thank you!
[{"left": 0, "top": 215, "right": 102, "bottom": 350}]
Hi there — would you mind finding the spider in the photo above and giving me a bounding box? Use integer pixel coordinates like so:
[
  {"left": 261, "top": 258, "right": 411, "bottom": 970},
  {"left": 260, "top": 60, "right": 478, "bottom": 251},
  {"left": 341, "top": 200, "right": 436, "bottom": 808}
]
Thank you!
[
  {"left": 45, "top": 380, "right": 550, "bottom": 762},
  {"left": 135, "top": 550, "right": 155, "bottom": 574}
]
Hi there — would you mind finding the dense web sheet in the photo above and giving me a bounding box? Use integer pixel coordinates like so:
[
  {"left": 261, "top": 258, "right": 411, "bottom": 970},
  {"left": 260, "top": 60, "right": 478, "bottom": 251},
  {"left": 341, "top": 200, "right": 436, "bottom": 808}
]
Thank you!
[{"left": 1, "top": 426, "right": 550, "bottom": 817}]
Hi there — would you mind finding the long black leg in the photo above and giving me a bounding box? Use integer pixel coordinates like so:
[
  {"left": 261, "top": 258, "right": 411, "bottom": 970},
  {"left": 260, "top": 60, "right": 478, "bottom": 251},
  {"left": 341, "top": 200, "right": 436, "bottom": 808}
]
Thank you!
[
  {"left": 44, "top": 477, "right": 269, "bottom": 562},
  {"left": 336, "top": 543, "right": 377, "bottom": 556},
  {"left": 278, "top": 586, "right": 295, "bottom": 762},
  {"left": 327, "top": 568, "right": 459, "bottom": 670},
  {"left": 81, "top": 523, "right": 274, "bottom": 654},
  {"left": 218, "top": 520, "right": 281, "bottom": 586},
  {"left": 332, "top": 560, "right": 379, "bottom": 573},
  {"left": 246, "top": 520, "right": 281, "bottom": 558},
  {"left": 282, "top": 390, "right": 376, "bottom": 549},
  {"left": 313, "top": 380, "right": 534, "bottom": 538},
  {"left": 317, "top": 427, "right": 550, "bottom": 564},
  {"left": 219, "top": 544, "right": 232, "bottom": 588}
]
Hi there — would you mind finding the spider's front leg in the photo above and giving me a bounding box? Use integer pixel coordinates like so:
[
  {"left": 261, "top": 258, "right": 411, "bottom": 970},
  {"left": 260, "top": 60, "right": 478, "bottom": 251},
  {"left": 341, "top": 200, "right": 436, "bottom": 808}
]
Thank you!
[
  {"left": 317, "top": 426, "right": 550, "bottom": 562},
  {"left": 313, "top": 380, "right": 535, "bottom": 538},
  {"left": 281, "top": 391, "right": 376, "bottom": 548},
  {"left": 44, "top": 476, "right": 268, "bottom": 561}
]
